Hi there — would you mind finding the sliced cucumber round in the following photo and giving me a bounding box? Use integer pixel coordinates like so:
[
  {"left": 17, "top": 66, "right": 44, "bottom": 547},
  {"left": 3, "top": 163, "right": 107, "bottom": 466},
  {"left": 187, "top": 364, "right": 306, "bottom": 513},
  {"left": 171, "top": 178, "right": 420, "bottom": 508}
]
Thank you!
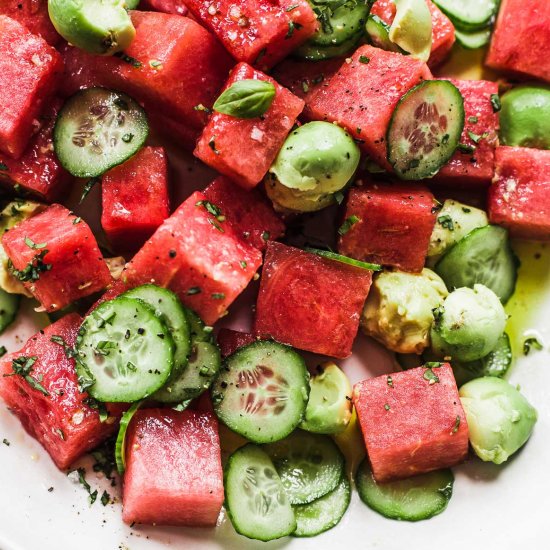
[
  {"left": 75, "top": 296, "right": 174, "bottom": 402},
  {"left": 115, "top": 400, "right": 143, "bottom": 475},
  {"left": 186, "top": 308, "right": 215, "bottom": 344},
  {"left": 54, "top": 88, "right": 149, "bottom": 178},
  {"left": 387, "top": 80, "right": 465, "bottom": 180},
  {"left": 0, "top": 289, "right": 19, "bottom": 334},
  {"left": 264, "top": 430, "right": 345, "bottom": 505},
  {"left": 304, "top": 248, "right": 382, "bottom": 271},
  {"left": 435, "top": 225, "right": 518, "bottom": 304},
  {"left": 224, "top": 444, "right": 297, "bottom": 541},
  {"left": 122, "top": 285, "right": 191, "bottom": 380},
  {"left": 294, "top": 32, "right": 361, "bottom": 60},
  {"left": 455, "top": 27, "right": 491, "bottom": 50},
  {"left": 292, "top": 476, "right": 351, "bottom": 537},
  {"left": 433, "top": 0, "right": 497, "bottom": 31},
  {"left": 366, "top": 14, "right": 403, "bottom": 52},
  {"left": 211, "top": 341, "right": 310, "bottom": 444},
  {"left": 356, "top": 458, "right": 454, "bottom": 521}
]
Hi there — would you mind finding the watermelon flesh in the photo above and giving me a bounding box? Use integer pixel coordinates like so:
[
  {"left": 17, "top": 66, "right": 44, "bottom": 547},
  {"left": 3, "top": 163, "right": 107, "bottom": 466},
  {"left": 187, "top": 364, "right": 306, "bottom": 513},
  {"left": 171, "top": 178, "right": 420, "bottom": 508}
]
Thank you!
[
  {"left": 217, "top": 328, "right": 256, "bottom": 357},
  {"left": 122, "top": 409, "right": 224, "bottom": 526},
  {"left": 0, "top": 314, "right": 120, "bottom": 469},
  {"left": 203, "top": 176, "right": 285, "bottom": 251},
  {"left": 101, "top": 146, "right": 170, "bottom": 253},
  {"left": 486, "top": 0, "right": 550, "bottom": 84},
  {"left": 1, "top": 204, "right": 112, "bottom": 311},
  {"left": 195, "top": 62, "right": 304, "bottom": 189},
  {"left": 140, "top": 0, "right": 190, "bottom": 16},
  {"left": 0, "top": 98, "right": 72, "bottom": 202},
  {"left": 0, "top": 15, "right": 62, "bottom": 159},
  {"left": 488, "top": 146, "right": 550, "bottom": 240},
  {"left": 338, "top": 183, "right": 437, "bottom": 273},
  {"left": 431, "top": 79, "right": 499, "bottom": 187},
  {"left": 353, "top": 363, "right": 469, "bottom": 482},
  {"left": 254, "top": 241, "right": 373, "bottom": 358},
  {"left": 123, "top": 191, "right": 263, "bottom": 325},
  {"left": 305, "top": 45, "right": 432, "bottom": 170},
  {"left": 371, "top": 0, "right": 455, "bottom": 68}
]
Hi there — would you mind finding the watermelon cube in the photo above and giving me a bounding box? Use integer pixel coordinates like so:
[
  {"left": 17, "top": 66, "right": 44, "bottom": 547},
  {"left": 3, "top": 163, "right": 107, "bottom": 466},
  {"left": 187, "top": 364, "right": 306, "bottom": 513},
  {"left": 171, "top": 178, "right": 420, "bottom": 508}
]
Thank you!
[
  {"left": 101, "top": 146, "right": 170, "bottom": 252},
  {"left": 122, "top": 409, "right": 224, "bottom": 526},
  {"left": 431, "top": 79, "right": 499, "bottom": 187},
  {"left": 217, "top": 328, "right": 256, "bottom": 357},
  {"left": 305, "top": 45, "right": 432, "bottom": 170},
  {"left": 60, "top": 12, "right": 233, "bottom": 140},
  {"left": 123, "top": 191, "right": 262, "bottom": 325},
  {"left": 1, "top": 204, "right": 112, "bottom": 311},
  {"left": 486, "top": 0, "right": 550, "bottom": 83},
  {"left": 338, "top": 183, "right": 436, "bottom": 273},
  {"left": 0, "top": 314, "right": 119, "bottom": 469},
  {"left": 371, "top": 0, "right": 455, "bottom": 68},
  {"left": 203, "top": 176, "right": 285, "bottom": 250},
  {"left": 0, "top": 98, "right": 71, "bottom": 201},
  {"left": 254, "top": 241, "right": 373, "bottom": 358},
  {"left": 195, "top": 63, "right": 304, "bottom": 189},
  {"left": 488, "top": 146, "right": 550, "bottom": 240},
  {"left": 0, "top": 0, "right": 61, "bottom": 45},
  {"left": 353, "top": 363, "right": 469, "bottom": 482},
  {"left": 185, "top": 0, "right": 317, "bottom": 71},
  {"left": 140, "top": 0, "right": 190, "bottom": 16},
  {"left": 0, "top": 15, "right": 63, "bottom": 158}
]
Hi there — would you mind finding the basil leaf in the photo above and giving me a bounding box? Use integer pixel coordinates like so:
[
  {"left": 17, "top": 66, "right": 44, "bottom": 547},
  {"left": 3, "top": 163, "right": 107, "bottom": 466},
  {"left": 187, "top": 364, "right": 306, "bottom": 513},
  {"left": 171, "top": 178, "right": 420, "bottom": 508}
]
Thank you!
[{"left": 213, "top": 79, "right": 276, "bottom": 119}]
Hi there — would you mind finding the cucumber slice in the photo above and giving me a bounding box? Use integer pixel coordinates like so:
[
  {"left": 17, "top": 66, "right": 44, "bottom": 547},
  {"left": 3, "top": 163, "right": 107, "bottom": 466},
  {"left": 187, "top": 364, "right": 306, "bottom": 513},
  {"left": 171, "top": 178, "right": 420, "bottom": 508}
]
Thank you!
[
  {"left": 455, "top": 27, "right": 491, "bottom": 50},
  {"left": 211, "top": 341, "right": 310, "bottom": 444},
  {"left": 122, "top": 285, "right": 191, "bottom": 379},
  {"left": 54, "top": 88, "right": 149, "bottom": 178},
  {"left": 304, "top": 248, "right": 382, "bottom": 271},
  {"left": 0, "top": 289, "right": 19, "bottom": 334},
  {"left": 264, "top": 430, "right": 345, "bottom": 505},
  {"left": 115, "top": 400, "right": 143, "bottom": 475},
  {"left": 366, "top": 15, "right": 403, "bottom": 52},
  {"left": 433, "top": 0, "right": 497, "bottom": 31},
  {"left": 294, "top": 32, "right": 361, "bottom": 60},
  {"left": 387, "top": 80, "right": 465, "bottom": 180},
  {"left": 75, "top": 296, "right": 174, "bottom": 402},
  {"left": 309, "top": 0, "right": 370, "bottom": 47},
  {"left": 186, "top": 308, "right": 215, "bottom": 344},
  {"left": 224, "top": 444, "right": 297, "bottom": 541},
  {"left": 153, "top": 341, "right": 221, "bottom": 404},
  {"left": 435, "top": 225, "right": 518, "bottom": 304},
  {"left": 356, "top": 459, "right": 454, "bottom": 521},
  {"left": 292, "top": 476, "right": 351, "bottom": 537}
]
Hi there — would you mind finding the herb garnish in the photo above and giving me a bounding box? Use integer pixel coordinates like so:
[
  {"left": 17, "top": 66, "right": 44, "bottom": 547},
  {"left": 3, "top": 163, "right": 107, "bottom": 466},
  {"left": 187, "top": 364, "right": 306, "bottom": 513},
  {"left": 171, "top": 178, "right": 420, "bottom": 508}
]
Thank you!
[
  {"left": 457, "top": 143, "right": 476, "bottom": 154},
  {"left": 523, "top": 336, "right": 543, "bottom": 355},
  {"left": 114, "top": 52, "right": 142, "bottom": 68},
  {"left": 490, "top": 93, "right": 501, "bottom": 112},
  {"left": 452, "top": 415, "right": 461, "bottom": 434},
  {"left": 213, "top": 79, "right": 276, "bottom": 119},
  {"left": 0, "top": 162, "right": 8, "bottom": 171},
  {"left": 196, "top": 200, "right": 223, "bottom": 219},
  {"left": 4, "top": 356, "right": 49, "bottom": 396},
  {"left": 10, "top": 248, "right": 52, "bottom": 282},
  {"left": 338, "top": 215, "right": 360, "bottom": 236},
  {"left": 387, "top": 375, "right": 393, "bottom": 387},
  {"left": 438, "top": 214, "right": 454, "bottom": 231},
  {"left": 211, "top": 293, "right": 225, "bottom": 300},
  {"left": 50, "top": 335, "right": 76, "bottom": 359},
  {"left": 70, "top": 467, "right": 98, "bottom": 505},
  {"left": 423, "top": 363, "right": 441, "bottom": 385},
  {"left": 359, "top": 55, "right": 370, "bottom": 64}
]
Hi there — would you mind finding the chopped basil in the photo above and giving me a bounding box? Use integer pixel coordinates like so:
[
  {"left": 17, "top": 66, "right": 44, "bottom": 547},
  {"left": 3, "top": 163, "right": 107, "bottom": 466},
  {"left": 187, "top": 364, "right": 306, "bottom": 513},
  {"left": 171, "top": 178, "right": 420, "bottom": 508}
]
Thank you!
[
  {"left": 208, "top": 218, "right": 225, "bottom": 232},
  {"left": 50, "top": 335, "right": 76, "bottom": 359},
  {"left": 24, "top": 236, "right": 47, "bottom": 249},
  {"left": 211, "top": 292, "right": 225, "bottom": 300},
  {"left": 468, "top": 116, "right": 478, "bottom": 123},
  {"left": 70, "top": 468, "right": 98, "bottom": 505},
  {"left": 384, "top": 403, "right": 390, "bottom": 411},
  {"left": 0, "top": 162, "right": 8, "bottom": 171},
  {"left": 334, "top": 191, "right": 345, "bottom": 205},
  {"left": 523, "top": 336, "right": 543, "bottom": 355},
  {"left": 101, "top": 490, "right": 111, "bottom": 506},
  {"left": 359, "top": 55, "right": 370, "bottom": 64},
  {"left": 467, "top": 130, "right": 489, "bottom": 144},
  {"left": 261, "top": 231, "right": 270, "bottom": 241},
  {"left": 286, "top": 20, "right": 302, "bottom": 38},
  {"left": 423, "top": 367, "right": 440, "bottom": 385},
  {"left": 213, "top": 79, "right": 276, "bottom": 119},
  {"left": 114, "top": 52, "right": 142, "bottom": 68},
  {"left": 80, "top": 177, "right": 100, "bottom": 203},
  {"left": 438, "top": 214, "right": 454, "bottom": 231},
  {"left": 386, "top": 375, "right": 393, "bottom": 387},
  {"left": 301, "top": 80, "right": 309, "bottom": 93},
  {"left": 240, "top": 260, "right": 247, "bottom": 269},
  {"left": 452, "top": 415, "right": 461, "bottom": 434},
  {"left": 338, "top": 215, "right": 360, "bottom": 236},
  {"left": 73, "top": 217, "right": 82, "bottom": 225},
  {"left": 285, "top": 4, "right": 299, "bottom": 11},
  {"left": 196, "top": 200, "right": 223, "bottom": 219},
  {"left": 457, "top": 142, "right": 476, "bottom": 154},
  {"left": 4, "top": 355, "right": 50, "bottom": 396},
  {"left": 490, "top": 93, "right": 501, "bottom": 112},
  {"left": 10, "top": 248, "right": 52, "bottom": 283}
]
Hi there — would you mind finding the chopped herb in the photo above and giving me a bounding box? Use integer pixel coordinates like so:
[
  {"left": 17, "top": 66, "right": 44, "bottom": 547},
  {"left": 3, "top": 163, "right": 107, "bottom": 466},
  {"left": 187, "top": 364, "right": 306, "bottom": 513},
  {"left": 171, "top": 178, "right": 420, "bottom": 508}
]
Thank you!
[
  {"left": 462, "top": 207, "right": 471, "bottom": 213},
  {"left": 91, "top": 438, "right": 117, "bottom": 483},
  {"left": 438, "top": 214, "right": 454, "bottom": 231},
  {"left": 452, "top": 415, "right": 461, "bottom": 434},
  {"left": 468, "top": 130, "right": 489, "bottom": 144},
  {"left": 101, "top": 490, "right": 111, "bottom": 506},
  {"left": 73, "top": 217, "right": 82, "bottom": 225},
  {"left": 50, "top": 335, "right": 76, "bottom": 359},
  {"left": 240, "top": 260, "right": 247, "bottom": 269},
  {"left": 468, "top": 116, "right": 478, "bottom": 123},
  {"left": 194, "top": 104, "right": 211, "bottom": 113},
  {"left": 196, "top": 200, "right": 223, "bottom": 218},
  {"left": 338, "top": 215, "right": 360, "bottom": 236},
  {"left": 423, "top": 367, "right": 440, "bottom": 385},
  {"left": 359, "top": 55, "right": 370, "bottom": 64},
  {"left": 286, "top": 20, "right": 302, "bottom": 38},
  {"left": 2, "top": 438, "right": 10, "bottom": 446},
  {"left": 213, "top": 79, "right": 276, "bottom": 118},
  {"left": 285, "top": 4, "right": 299, "bottom": 11},
  {"left": 261, "top": 231, "right": 270, "bottom": 241},
  {"left": 457, "top": 142, "right": 476, "bottom": 154},
  {"left": 84, "top": 397, "right": 109, "bottom": 422},
  {"left": 149, "top": 59, "right": 162, "bottom": 68},
  {"left": 187, "top": 286, "right": 202, "bottom": 296},
  {"left": 24, "top": 236, "right": 47, "bottom": 250},
  {"left": 208, "top": 218, "right": 225, "bottom": 232},
  {"left": 114, "top": 52, "right": 142, "bottom": 68},
  {"left": 4, "top": 356, "right": 49, "bottom": 396},
  {"left": 386, "top": 375, "right": 393, "bottom": 387},
  {"left": 490, "top": 93, "right": 501, "bottom": 112},
  {"left": 334, "top": 191, "right": 345, "bottom": 205},
  {"left": 523, "top": 336, "right": 543, "bottom": 355},
  {"left": 424, "top": 361, "right": 443, "bottom": 368},
  {"left": 301, "top": 80, "right": 309, "bottom": 93},
  {"left": 384, "top": 403, "right": 390, "bottom": 411},
  {"left": 79, "top": 177, "right": 100, "bottom": 203},
  {"left": 0, "top": 162, "right": 8, "bottom": 171},
  {"left": 441, "top": 134, "right": 450, "bottom": 145},
  {"left": 0, "top": 346, "right": 6, "bottom": 358},
  {"left": 10, "top": 248, "right": 51, "bottom": 283},
  {"left": 70, "top": 468, "right": 98, "bottom": 505},
  {"left": 121, "top": 133, "right": 134, "bottom": 143},
  {"left": 211, "top": 292, "right": 225, "bottom": 300}
]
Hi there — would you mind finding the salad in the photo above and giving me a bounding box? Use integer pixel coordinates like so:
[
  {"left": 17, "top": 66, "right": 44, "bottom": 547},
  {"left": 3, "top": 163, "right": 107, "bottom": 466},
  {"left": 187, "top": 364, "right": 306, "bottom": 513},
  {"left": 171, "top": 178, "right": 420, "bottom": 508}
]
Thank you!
[{"left": 0, "top": 0, "right": 548, "bottom": 544}]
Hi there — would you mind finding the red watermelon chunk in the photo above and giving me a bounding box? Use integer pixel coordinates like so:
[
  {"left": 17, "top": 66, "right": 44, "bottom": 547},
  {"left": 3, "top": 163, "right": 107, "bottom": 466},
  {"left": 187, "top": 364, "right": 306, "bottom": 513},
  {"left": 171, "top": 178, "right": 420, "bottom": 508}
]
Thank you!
[
  {"left": 0, "top": 1, "right": 61, "bottom": 46},
  {"left": 486, "top": 0, "right": 550, "bottom": 83},
  {"left": 0, "top": 98, "right": 71, "bottom": 201},
  {"left": 123, "top": 191, "right": 262, "bottom": 325},
  {"left": 0, "top": 314, "right": 119, "bottom": 469},
  {"left": 431, "top": 79, "right": 499, "bottom": 187},
  {"left": 0, "top": 15, "right": 63, "bottom": 159},
  {"left": 101, "top": 146, "right": 170, "bottom": 253},
  {"left": 61, "top": 12, "right": 233, "bottom": 139},
  {"left": 195, "top": 62, "right": 304, "bottom": 189},
  {"left": 305, "top": 45, "right": 432, "bottom": 170},
  {"left": 217, "top": 328, "right": 256, "bottom": 357},
  {"left": 254, "top": 241, "right": 372, "bottom": 358},
  {"left": 338, "top": 183, "right": 436, "bottom": 273},
  {"left": 1, "top": 204, "right": 112, "bottom": 311},
  {"left": 353, "top": 363, "right": 469, "bottom": 482},
  {"left": 488, "top": 146, "right": 550, "bottom": 240},
  {"left": 122, "top": 409, "right": 224, "bottom": 526},
  {"left": 371, "top": 0, "right": 455, "bottom": 68},
  {"left": 203, "top": 176, "right": 285, "bottom": 250},
  {"left": 140, "top": 0, "right": 190, "bottom": 16},
  {"left": 185, "top": 0, "right": 317, "bottom": 71}
]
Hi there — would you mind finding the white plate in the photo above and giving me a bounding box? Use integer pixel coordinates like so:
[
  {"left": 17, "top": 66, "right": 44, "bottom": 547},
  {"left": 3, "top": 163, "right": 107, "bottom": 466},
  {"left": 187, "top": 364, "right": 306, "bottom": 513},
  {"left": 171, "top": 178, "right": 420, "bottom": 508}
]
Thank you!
[{"left": 1, "top": 49, "right": 549, "bottom": 550}]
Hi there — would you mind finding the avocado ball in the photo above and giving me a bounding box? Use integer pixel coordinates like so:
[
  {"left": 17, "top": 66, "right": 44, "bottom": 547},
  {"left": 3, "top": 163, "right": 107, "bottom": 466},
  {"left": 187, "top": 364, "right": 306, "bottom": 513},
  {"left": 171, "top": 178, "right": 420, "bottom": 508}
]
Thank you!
[
  {"left": 48, "top": 0, "right": 136, "bottom": 55},
  {"left": 459, "top": 377, "right": 537, "bottom": 464},
  {"left": 389, "top": 0, "right": 433, "bottom": 62},
  {"left": 361, "top": 269, "right": 448, "bottom": 354},
  {"left": 500, "top": 84, "right": 550, "bottom": 149},
  {"left": 430, "top": 285, "right": 507, "bottom": 362},
  {"left": 266, "top": 122, "right": 360, "bottom": 213}
]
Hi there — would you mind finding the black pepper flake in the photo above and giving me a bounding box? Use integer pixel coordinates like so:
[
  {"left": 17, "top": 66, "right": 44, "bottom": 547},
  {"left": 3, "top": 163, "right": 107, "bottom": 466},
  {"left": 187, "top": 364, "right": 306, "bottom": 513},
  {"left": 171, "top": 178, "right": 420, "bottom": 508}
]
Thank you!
[{"left": 169, "top": 249, "right": 177, "bottom": 258}]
